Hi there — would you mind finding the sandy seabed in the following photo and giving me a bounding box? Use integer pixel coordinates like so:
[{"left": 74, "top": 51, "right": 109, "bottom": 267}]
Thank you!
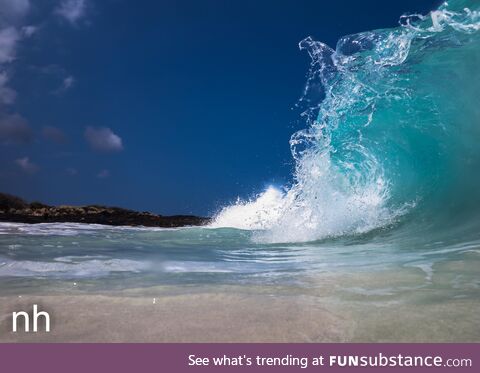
[{"left": 1, "top": 282, "right": 479, "bottom": 342}]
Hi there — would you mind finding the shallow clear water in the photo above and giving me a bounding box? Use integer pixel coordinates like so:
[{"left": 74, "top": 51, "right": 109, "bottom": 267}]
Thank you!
[{"left": 1, "top": 222, "right": 479, "bottom": 301}]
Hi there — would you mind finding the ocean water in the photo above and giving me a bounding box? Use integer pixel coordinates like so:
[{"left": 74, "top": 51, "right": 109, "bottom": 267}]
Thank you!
[{"left": 1, "top": 0, "right": 480, "bottom": 341}]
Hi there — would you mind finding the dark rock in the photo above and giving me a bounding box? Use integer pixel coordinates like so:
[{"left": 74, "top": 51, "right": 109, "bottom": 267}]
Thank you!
[
  {"left": 0, "top": 193, "right": 27, "bottom": 210},
  {"left": 0, "top": 192, "right": 211, "bottom": 228},
  {"left": 29, "top": 201, "right": 51, "bottom": 209}
]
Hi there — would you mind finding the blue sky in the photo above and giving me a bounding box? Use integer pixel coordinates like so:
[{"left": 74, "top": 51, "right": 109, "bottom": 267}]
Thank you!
[{"left": 0, "top": 0, "right": 439, "bottom": 215}]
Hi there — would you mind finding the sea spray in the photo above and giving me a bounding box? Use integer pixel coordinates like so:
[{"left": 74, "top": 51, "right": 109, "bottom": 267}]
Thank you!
[{"left": 213, "top": 0, "right": 480, "bottom": 243}]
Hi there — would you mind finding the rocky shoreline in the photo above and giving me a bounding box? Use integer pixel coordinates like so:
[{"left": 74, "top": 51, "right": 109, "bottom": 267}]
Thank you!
[{"left": 0, "top": 193, "right": 210, "bottom": 227}]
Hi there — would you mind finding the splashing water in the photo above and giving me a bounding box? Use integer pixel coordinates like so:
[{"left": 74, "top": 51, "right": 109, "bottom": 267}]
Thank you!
[{"left": 214, "top": 0, "right": 480, "bottom": 243}]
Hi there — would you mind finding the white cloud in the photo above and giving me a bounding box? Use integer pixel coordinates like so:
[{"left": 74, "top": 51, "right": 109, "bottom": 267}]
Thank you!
[
  {"left": 0, "top": 0, "right": 31, "bottom": 23},
  {"left": 54, "top": 75, "right": 75, "bottom": 94},
  {"left": 63, "top": 75, "right": 75, "bottom": 89},
  {"left": 32, "top": 65, "right": 76, "bottom": 94},
  {"left": 0, "top": 113, "right": 31, "bottom": 144},
  {"left": 15, "top": 156, "right": 38, "bottom": 173},
  {"left": 0, "top": 71, "right": 16, "bottom": 104},
  {"left": 0, "top": 27, "right": 19, "bottom": 63},
  {"left": 97, "top": 169, "right": 110, "bottom": 179},
  {"left": 0, "top": 28, "right": 18, "bottom": 105},
  {"left": 21, "top": 25, "right": 37, "bottom": 37},
  {"left": 55, "top": 0, "right": 87, "bottom": 25},
  {"left": 52, "top": 74, "right": 75, "bottom": 94},
  {"left": 0, "top": 0, "right": 31, "bottom": 109},
  {"left": 0, "top": 0, "right": 88, "bottom": 115},
  {"left": 85, "top": 126, "right": 123, "bottom": 152}
]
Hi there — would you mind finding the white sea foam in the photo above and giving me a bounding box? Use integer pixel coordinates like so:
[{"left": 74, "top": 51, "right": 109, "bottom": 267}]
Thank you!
[
  {"left": 210, "top": 186, "right": 287, "bottom": 230},
  {"left": 212, "top": 153, "right": 395, "bottom": 243},
  {"left": 0, "top": 256, "right": 148, "bottom": 278},
  {"left": 0, "top": 222, "right": 175, "bottom": 236},
  {"left": 162, "top": 261, "right": 234, "bottom": 273}
]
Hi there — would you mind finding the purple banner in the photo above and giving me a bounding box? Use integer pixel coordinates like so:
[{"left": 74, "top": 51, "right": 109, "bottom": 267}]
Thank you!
[{"left": 0, "top": 344, "right": 477, "bottom": 372}]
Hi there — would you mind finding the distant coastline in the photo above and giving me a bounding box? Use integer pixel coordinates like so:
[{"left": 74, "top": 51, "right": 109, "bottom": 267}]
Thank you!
[{"left": 0, "top": 192, "right": 210, "bottom": 228}]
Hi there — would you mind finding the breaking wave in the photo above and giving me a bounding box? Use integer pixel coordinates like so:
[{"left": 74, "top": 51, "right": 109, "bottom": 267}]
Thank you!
[{"left": 213, "top": 0, "right": 480, "bottom": 243}]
